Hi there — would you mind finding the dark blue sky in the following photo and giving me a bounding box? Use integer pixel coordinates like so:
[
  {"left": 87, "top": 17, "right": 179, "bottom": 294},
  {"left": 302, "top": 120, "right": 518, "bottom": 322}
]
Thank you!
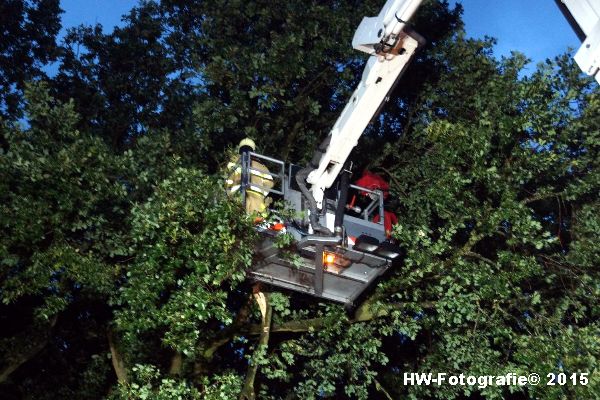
[{"left": 58, "top": 0, "right": 581, "bottom": 66}]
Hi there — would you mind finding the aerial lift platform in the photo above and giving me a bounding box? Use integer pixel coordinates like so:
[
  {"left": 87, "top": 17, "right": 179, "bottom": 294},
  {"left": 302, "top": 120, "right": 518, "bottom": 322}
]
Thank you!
[{"left": 236, "top": 151, "right": 404, "bottom": 307}]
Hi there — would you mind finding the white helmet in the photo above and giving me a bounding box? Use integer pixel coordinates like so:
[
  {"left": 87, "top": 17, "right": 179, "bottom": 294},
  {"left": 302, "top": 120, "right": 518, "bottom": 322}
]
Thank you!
[{"left": 237, "top": 138, "right": 256, "bottom": 152}]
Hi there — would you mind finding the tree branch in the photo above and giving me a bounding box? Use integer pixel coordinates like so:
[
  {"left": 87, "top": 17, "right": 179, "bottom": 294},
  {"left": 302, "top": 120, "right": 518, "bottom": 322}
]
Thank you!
[
  {"left": 107, "top": 327, "right": 128, "bottom": 384},
  {"left": 463, "top": 251, "right": 497, "bottom": 267},
  {"left": 523, "top": 191, "right": 563, "bottom": 204},
  {"left": 169, "top": 352, "right": 183, "bottom": 376},
  {"left": 0, "top": 315, "right": 57, "bottom": 384},
  {"left": 375, "top": 166, "right": 408, "bottom": 198},
  {"left": 243, "top": 300, "right": 434, "bottom": 336},
  {"left": 240, "top": 291, "right": 272, "bottom": 400},
  {"left": 373, "top": 377, "right": 394, "bottom": 400},
  {"left": 244, "top": 317, "right": 326, "bottom": 335}
]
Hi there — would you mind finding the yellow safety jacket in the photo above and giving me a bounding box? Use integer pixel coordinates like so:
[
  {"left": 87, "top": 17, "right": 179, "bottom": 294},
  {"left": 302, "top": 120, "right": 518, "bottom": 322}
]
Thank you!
[{"left": 226, "top": 158, "right": 274, "bottom": 215}]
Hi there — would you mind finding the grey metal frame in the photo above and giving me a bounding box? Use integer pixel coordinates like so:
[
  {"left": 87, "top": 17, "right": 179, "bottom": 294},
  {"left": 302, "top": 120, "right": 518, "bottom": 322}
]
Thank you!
[
  {"left": 348, "top": 184, "right": 385, "bottom": 224},
  {"left": 236, "top": 151, "right": 286, "bottom": 206},
  {"left": 248, "top": 151, "right": 286, "bottom": 195}
]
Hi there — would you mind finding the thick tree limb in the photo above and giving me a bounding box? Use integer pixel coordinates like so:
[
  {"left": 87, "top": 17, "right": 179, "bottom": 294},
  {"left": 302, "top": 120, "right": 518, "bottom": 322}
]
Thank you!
[
  {"left": 523, "top": 192, "right": 563, "bottom": 204},
  {"left": 373, "top": 377, "right": 394, "bottom": 400},
  {"left": 0, "top": 315, "right": 57, "bottom": 384},
  {"left": 457, "top": 231, "right": 485, "bottom": 257},
  {"left": 107, "top": 327, "right": 128, "bottom": 384},
  {"left": 191, "top": 295, "right": 433, "bottom": 376},
  {"left": 243, "top": 300, "right": 434, "bottom": 336},
  {"left": 240, "top": 291, "right": 272, "bottom": 400},
  {"left": 169, "top": 352, "right": 183, "bottom": 376},
  {"left": 195, "top": 297, "right": 384, "bottom": 364},
  {"left": 463, "top": 251, "right": 497, "bottom": 267}
]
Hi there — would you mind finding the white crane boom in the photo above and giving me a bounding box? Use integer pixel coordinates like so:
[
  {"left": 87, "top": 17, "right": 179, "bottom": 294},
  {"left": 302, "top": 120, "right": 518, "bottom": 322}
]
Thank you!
[
  {"left": 559, "top": 0, "right": 600, "bottom": 83},
  {"left": 306, "top": 0, "right": 424, "bottom": 210}
]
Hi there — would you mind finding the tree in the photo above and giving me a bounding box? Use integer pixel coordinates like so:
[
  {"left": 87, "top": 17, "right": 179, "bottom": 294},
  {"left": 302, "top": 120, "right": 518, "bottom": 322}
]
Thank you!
[
  {"left": 52, "top": 1, "right": 189, "bottom": 151},
  {"left": 370, "top": 39, "right": 600, "bottom": 399},
  {"left": 0, "top": 82, "right": 256, "bottom": 399},
  {"left": 0, "top": 0, "right": 61, "bottom": 120},
  {"left": 0, "top": 82, "right": 127, "bottom": 398}
]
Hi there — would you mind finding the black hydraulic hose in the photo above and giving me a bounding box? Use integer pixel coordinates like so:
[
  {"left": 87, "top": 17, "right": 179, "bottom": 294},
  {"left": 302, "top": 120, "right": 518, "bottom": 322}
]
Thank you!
[
  {"left": 334, "top": 166, "right": 350, "bottom": 235},
  {"left": 296, "top": 135, "right": 333, "bottom": 236}
]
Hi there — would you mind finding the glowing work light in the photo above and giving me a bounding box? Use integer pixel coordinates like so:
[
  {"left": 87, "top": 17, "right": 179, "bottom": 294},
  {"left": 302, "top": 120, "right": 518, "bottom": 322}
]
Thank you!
[
  {"left": 324, "top": 252, "right": 336, "bottom": 265},
  {"left": 323, "top": 252, "right": 351, "bottom": 273}
]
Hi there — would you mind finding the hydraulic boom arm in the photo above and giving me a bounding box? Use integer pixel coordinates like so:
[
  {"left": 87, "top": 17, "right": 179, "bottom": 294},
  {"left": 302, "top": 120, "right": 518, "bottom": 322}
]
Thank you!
[{"left": 301, "top": 0, "right": 424, "bottom": 212}]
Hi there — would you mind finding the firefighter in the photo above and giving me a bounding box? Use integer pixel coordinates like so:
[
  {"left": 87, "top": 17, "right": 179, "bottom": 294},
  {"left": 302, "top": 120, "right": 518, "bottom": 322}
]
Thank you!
[
  {"left": 226, "top": 138, "right": 274, "bottom": 216},
  {"left": 373, "top": 209, "right": 398, "bottom": 239},
  {"left": 349, "top": 170, "right": 398, "bottom": 238}
]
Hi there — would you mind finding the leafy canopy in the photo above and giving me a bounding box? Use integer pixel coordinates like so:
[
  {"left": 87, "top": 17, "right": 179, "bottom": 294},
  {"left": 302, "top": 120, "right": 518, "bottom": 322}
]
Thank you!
[{"left": 0, "top": 1, "right": 599, "bottom": 399}]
